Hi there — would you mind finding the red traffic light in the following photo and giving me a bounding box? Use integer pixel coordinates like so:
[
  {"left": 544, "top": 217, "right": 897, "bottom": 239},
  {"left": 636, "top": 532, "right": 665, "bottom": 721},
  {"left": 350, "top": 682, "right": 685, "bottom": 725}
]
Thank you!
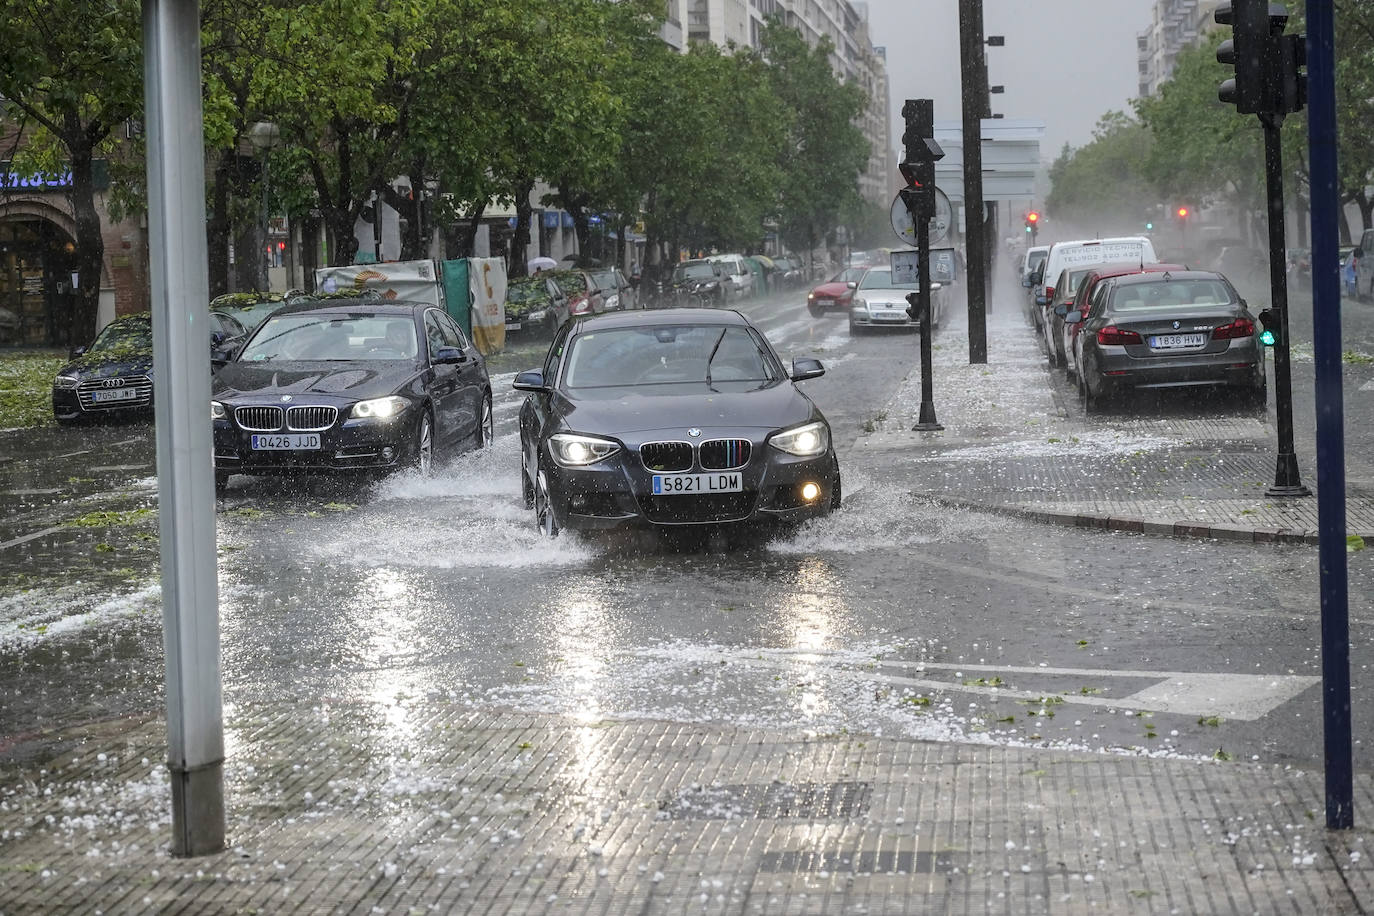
[
  {"left": 1026, "top": 211, "right": 1039, "bottom": 223},
  {"left": 1176, "top": 206, "right": 1189, "bottom": 219}
]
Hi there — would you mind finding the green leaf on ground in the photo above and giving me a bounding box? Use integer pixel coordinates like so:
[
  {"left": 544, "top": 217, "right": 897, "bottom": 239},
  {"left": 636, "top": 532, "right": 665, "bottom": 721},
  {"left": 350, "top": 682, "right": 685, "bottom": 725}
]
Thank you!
[
  {"left": 1348, "top": 535, "right": 1366, "bottom": 553},
  {"left": 64, "top": 508, "right": 155, "bottom": 527}
]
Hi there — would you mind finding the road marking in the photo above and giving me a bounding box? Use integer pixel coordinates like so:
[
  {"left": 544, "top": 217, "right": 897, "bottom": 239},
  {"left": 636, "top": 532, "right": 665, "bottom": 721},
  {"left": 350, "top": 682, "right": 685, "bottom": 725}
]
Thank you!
[
  {"left": 646, "top": 647, "right": 1317, "bottom": 722},
  {"left": 0, "top": 525, "right": 64, "bottom": 551},
  {"left": 1361, "top": 379, "right": 1374, "bottom": 392},
  {"left": 53, "top": 436, "right": 144, "bottom": 460}
]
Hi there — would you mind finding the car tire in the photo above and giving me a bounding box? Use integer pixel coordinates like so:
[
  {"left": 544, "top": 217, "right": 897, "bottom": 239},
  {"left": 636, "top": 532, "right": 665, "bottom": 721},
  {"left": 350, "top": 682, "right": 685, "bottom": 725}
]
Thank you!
[
  {"left": 214, "top": 471, "right": 229, "bottom": 496},
  {"left": 829, "top": 470, "right": 842, "bottom": 512},
  {"left": 476, "top": 392, "right": 493, "bottom": 449},
  {"left": 848, "top": 321, "right": 863, "bottom": 336},
  {"left": 521, "top": 448, "right": 535, "bottom": 509},
  {"left": 1243, "top": 383, "right": 1267, "bottom": 410},
  {"left": 808, "top": 303, "right": 822, "bottom": 317},
  {"left": 534, "top": 468, "right": 561, "bottom": 537},
  {"left": 1079, "top": 363, "right": 1100, "bottom": 415},
  {"left": 413, "top": 410, "right": 434, "bottom": 476}
]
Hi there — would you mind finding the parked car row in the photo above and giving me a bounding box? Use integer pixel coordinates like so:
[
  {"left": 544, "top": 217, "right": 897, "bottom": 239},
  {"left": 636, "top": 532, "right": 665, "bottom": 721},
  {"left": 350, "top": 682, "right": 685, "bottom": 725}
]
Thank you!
[
  {"left": 1019, "top": 238, "right": 1265, "bottom": 412},
  {"left": 507, "top": 266, "right": 640, "bottom": 339}
]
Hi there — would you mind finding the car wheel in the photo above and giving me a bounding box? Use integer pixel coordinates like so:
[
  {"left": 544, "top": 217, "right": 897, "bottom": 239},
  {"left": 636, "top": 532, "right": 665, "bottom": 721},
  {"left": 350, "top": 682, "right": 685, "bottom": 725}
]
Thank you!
[
  {"left": 808, "top": 303, "right": 822, "bottom": 317},
  {"left": 829, "top": 470, "right": 842, "bottom": 512},
  {"left": 849, "top": 321, "right": 863, "bottom": 336},
  {"left": 214, "top": 471, "right": 229, "bottom": 496},
  {"left": 1078, "top": 363, "right": 1100, "bottom": 415},
  {"left": 534, "top": 468, "right": 561, "bottom": 537},
  {"left": 1243, "top": 383, "right": 1267, "bottom": 410},
  {"left": 413, "top": 410, "right": 434, "bottom": 476},
  {"left": 476, "top": 392, "right": 493, "bottom": 448}
]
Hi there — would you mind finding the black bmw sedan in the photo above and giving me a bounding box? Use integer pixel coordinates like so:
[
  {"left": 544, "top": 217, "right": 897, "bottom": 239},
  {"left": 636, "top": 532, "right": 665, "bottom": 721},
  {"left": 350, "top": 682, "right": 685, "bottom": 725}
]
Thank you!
[
  {"left": 211, "top": 300, "right": 491, "bottom": 491},
  {"left": 52, "top": 310, "right": 247, "bottom": 425},
  {"left": 515, "top": 308, "right": 840, "bottom": 536}
]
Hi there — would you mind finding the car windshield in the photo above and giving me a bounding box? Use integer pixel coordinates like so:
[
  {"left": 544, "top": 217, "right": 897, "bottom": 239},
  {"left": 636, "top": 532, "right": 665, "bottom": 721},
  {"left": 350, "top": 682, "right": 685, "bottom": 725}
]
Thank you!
[
  {"left": 831, "top": 268, "right": 863, "bottom": 283},
  {"left": 590, "top": 270, "right": 618, "bottom": 289},
  {"left": 89, "top": 319, "right": 152, "bottom": 353},
  {"left": 1109, "top": 280, "right": 1233, "bottom": 311},
  {"left": 859, "top": 268, "right": 917, "bottom": 290},
  {"left": 239, "top": 313, "right": 418, "bottom": 361},
  {"left": 674, "top": 264, "right": 716, "bottom": 281},
  {"left": 563, "top": 325, "right": 775, "bottom": 388}
]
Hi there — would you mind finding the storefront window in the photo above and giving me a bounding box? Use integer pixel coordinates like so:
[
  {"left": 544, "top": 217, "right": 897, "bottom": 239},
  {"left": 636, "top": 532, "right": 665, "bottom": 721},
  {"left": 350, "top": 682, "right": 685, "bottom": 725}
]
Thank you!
[{"left": 0, "top": 219, "right": 79, "bottom": 347}]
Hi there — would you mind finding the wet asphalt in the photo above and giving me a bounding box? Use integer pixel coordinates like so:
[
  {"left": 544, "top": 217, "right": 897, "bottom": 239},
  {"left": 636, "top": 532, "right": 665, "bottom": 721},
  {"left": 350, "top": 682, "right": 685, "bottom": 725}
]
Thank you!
[{"left": 2, "top": 280, "right": 1373, "bottom": 778}]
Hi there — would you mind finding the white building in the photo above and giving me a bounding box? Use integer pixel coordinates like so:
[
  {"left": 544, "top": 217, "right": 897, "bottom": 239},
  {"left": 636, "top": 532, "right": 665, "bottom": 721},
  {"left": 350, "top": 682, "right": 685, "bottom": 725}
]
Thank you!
[{"left": 1137, "top": 0, "right": 1223, "bottom": 97}]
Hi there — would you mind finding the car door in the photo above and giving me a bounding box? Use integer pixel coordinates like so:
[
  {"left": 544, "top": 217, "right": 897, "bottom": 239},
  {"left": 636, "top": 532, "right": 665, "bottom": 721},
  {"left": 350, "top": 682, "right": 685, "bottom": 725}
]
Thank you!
[
  {"left": 616, "top": 268, "right": 637, "bottom": 310},
  {"left": 438, "top": 311, "right": 485, "bottom": 444},
  {"left": 545, "top": 277, "right": 570, "bottom": 326},
  {"left": 423, "top": 309, "right": 467, "bottom": 448},
  {"left": 1360, "top": 230, "right": 1374, "bottom": 296},
  {"left": 521, "top": 322, "right": 571, "bottom": 480}
]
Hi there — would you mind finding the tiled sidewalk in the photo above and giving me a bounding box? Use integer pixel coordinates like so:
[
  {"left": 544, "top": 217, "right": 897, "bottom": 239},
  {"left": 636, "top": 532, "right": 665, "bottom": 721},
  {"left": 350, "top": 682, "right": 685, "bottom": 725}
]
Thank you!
[{"left": 1, "top": 707, "right": 1371, "bottom": 914}]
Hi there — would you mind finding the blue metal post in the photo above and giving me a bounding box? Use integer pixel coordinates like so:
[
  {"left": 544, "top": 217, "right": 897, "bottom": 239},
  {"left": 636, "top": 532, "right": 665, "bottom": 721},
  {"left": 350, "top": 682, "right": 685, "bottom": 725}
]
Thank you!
[{"left": 1305, "top": 0, "right": 1353, "bottom": 830}]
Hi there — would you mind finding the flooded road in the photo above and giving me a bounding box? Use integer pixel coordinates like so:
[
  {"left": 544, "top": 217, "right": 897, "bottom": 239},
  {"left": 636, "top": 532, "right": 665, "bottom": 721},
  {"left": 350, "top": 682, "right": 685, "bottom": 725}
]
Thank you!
[{"left": 3, "top": 289, "right": 1371, "bottom": 775}]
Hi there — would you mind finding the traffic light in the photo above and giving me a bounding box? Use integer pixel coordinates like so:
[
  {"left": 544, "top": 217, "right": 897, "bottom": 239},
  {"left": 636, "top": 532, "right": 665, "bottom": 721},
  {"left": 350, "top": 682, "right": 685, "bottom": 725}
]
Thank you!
[
  {"left": 1176, "top": 206, "right": 1189, "bottom": 221},
  {"left": 1024, "top": 210, "right": 1040, "bottom": 241},
  {"left": 898, "top": 99, "right": 943, "bottom": 223},
  {"left": 1257, "top": 308, "right": 1279, "bottom": 346},
  {"left": 1146, "top": 221, "right": 1154, "bottom": 231},
  {"left": 1216, "top": 1, "right": 1303, "bottom": 116}
]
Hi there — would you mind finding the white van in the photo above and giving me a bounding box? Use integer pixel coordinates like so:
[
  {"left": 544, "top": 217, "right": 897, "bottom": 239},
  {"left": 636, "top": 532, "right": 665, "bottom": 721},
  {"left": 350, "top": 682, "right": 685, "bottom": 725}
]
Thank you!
[
  {"left": 1030, "top": 237, "right": 1157, "bottom": 331},
  {"left": 709, "top": 255, "right": 754, "bottom": 299}
]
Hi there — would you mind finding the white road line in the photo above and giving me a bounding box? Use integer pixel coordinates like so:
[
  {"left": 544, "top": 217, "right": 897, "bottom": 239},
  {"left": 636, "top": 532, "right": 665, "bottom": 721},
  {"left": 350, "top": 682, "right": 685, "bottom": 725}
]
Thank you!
[
  {"left": 1361, "top": 378, "right": 1374, "bottom": 391},
  {"left": 0, "top": 525, "right": 64, "bottom": 552},
  {"left": 640, "top": 647, "right": 1317, "bottom": 721}
]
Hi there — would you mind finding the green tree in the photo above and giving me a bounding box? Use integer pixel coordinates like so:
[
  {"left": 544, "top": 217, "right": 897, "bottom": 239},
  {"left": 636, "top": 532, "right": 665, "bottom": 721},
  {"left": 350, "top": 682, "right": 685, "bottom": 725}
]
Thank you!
[
  {"left": 1043, "top": 112, "right": 1155, "bottom": 233},
  {"left": 761, "top": 19, "right": 869, "bottom": 271},
  {"left": 0, "top": 0, "right": 143, "bottom": 342}
]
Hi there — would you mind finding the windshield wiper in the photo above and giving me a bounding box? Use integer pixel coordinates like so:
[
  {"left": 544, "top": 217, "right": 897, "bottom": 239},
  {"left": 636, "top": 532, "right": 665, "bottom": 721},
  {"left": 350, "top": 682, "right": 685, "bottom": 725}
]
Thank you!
[{"left": 704, "top": 328, "right": 727, "bottom": 388}]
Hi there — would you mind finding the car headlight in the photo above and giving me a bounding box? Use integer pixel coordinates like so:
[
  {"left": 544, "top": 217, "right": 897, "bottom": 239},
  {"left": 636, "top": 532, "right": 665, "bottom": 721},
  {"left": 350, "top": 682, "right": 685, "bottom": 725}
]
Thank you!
[
  {"left": 54, "top": 372, "right": 80, "bottom": 390},
  {"left": 350, "top": 395, "right": 409, "bottom": 419},
  {"left": 605, "top": 295, "right": 619, "bottom": 309},
  {"left": 549, "top": 432, "right": 620, "bottom": 467},
  {"left": 528, "top": 308, "right": 548, "bottom": 321},
  {"left": 807, "top": 292, "right": 816, "bottom": 300},
  {"left": 702, "top": 281, "right": 718, "bottom": 290},
  {"left": 769, "top": 420, "right": 830, "bottom": 457},
  {"left": 851, "top": 298, "right": 868, "bottom": 314},
  {"left": 211, "top": 400, "right": 226, "bottom": 420}
]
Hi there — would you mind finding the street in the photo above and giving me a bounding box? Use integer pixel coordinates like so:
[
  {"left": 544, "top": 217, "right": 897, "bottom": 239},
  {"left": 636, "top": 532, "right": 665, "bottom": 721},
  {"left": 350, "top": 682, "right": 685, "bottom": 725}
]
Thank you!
[{"left": 4, "top": 281, "right": 1372, "bottom": 778}]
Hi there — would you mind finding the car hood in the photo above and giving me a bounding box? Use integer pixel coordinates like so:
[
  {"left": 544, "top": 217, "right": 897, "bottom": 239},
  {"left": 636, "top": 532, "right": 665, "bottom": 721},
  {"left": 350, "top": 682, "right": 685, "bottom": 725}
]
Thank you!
[
  {"left": 855, "top": 287, "right": 917, "bottom": 304},
  {"left": 60, "top": 349, "right": 154, "bottom": 378},
  {"left": 213, "top": 360, "right": 420, "bottom": 403},
  {"left": 554, "top": 382, "right": 819, "bottom": 440},
  {"left": 810, "top": 282, "right": 851, "bottom": 298}
]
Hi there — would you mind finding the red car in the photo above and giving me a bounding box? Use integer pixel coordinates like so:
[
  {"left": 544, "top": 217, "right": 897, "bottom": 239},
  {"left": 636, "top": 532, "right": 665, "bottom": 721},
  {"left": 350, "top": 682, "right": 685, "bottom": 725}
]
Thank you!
[
  {"left": 806, "top": 267, "right": 866, "bottom": 316},
  {"left": 1060, "top": 263, "right": 1188, "bottom": 380},
  {"left": 547, "top": 269, "right": 607, "bottom": 321}
]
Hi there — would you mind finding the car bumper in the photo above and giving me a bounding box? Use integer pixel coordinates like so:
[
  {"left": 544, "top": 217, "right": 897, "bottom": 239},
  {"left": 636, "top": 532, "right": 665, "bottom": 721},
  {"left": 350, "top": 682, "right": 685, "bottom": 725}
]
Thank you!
[
  {"left": 1093, "top": 339, "right": 1263, "bottom": 389},
  {"left": 546, "top": 449, "right": 839, "bottom": 530},
  {"left": 52, "top": 386, "right": 154, "bottom": 422},
  {"left": 212, "top": 415, "right": 419, "bottom": 474}
]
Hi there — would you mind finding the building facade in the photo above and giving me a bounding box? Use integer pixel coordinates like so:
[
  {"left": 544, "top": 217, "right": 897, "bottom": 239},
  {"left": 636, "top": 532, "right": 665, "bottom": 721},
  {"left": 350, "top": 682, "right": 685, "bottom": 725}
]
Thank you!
[{"left": 1137, "top": 0, "right": 1223, "bottom": 98}]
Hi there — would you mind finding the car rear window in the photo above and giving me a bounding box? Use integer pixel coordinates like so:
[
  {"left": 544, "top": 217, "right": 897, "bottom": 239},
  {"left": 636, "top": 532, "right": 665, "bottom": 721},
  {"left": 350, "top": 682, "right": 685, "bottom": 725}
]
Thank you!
[{"left": 1110, "top": 280, "right": 1232, "bottom": 311}]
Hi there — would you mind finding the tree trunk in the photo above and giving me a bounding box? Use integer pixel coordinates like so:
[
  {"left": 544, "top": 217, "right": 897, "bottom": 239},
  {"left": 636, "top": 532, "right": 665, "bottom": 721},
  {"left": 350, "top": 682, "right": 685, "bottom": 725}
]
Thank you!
[
  {"left": 329, "top": 211, "right": 360, "bottom": 266},
  {"left": 207, "top": 148, "right": 233, "bottom": 298},
  {"left": 458, "top": 201, "right": 486, "bottom": 258},
  {"left": 66, "top": 137, "right": 104, "bottom": 344},
  {"left": 510, "top": 176, "right": 535, "bottom": 279},
  {"left": 1359, "top": 192, "right": 1374, "bottom": 233}
]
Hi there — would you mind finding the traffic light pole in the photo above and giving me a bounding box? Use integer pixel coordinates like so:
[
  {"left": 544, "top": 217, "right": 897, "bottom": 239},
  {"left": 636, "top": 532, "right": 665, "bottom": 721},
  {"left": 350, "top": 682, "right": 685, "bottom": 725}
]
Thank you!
[
  {"left": 1260, "top": 113, "right": 1310, "bottom": 498},
  {"left": 912, "top": 205, "right": 942, "bottom": 431}
]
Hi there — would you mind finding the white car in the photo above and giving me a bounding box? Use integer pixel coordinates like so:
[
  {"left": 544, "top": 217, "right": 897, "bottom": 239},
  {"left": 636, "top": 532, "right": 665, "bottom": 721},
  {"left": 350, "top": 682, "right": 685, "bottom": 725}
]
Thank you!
[
  {"left": 848, "top": 266, "right": 947, "bottom": 333},
  {"left": 709, "top": 255, "right": 753, "bottom": 299}
]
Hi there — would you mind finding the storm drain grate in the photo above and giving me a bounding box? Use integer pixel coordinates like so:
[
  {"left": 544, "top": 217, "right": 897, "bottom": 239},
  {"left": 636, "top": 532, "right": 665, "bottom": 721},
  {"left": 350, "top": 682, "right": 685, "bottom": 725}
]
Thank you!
[
  {"left": 660, "top": 781, "right": 870, "bottom": 820},
  {"left": 757, "top": 850, "right": 963, "bottom": 874}
]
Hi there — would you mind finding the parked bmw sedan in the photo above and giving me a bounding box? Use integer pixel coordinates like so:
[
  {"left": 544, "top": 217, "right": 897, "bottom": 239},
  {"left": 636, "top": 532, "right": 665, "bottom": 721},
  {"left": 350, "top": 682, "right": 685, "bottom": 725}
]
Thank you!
[
  {"left": 211, "top": 300, "right": 491, "bottom": 491},
  {"left": 515, "top": 309, "right": 840, "bottom": 536},
  {"left": 848, "top": 266, "right": 946, "bottom": 333},
  {"left": 1066, "top": 270, "right": 1265, "bottom": 411},
  {"left": 52, "top": 311, "right": 247, "bottom": 425}
]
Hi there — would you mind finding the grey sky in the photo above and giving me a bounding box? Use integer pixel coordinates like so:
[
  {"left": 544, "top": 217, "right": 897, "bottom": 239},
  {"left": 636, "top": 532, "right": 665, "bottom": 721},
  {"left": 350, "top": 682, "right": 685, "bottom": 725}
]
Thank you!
[{"left": 865, "top": 0, "right": 1156, "bottom": 159}]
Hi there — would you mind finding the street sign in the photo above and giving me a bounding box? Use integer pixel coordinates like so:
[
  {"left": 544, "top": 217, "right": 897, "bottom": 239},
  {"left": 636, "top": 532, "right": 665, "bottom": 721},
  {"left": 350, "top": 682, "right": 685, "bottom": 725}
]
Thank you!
[
  {"left": 890, "top": 249, "right": 919, "bottom": 285},
  {"left": 890, "top": 187, "right": 952, "bottom": 247}
]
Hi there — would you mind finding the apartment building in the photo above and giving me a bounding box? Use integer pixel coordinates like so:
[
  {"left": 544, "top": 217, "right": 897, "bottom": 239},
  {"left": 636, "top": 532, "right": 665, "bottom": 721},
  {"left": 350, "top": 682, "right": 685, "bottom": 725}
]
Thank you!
[
  {"left": 1137, "top": 0, "right": 1223, "bottom": 97},
  {"left": 677, "top": 0, "right": 892, "bottom": 204}
]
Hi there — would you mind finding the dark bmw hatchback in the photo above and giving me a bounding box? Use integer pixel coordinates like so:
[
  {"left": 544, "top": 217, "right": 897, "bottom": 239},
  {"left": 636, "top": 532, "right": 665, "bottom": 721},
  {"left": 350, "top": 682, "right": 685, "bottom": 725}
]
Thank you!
[
  {"left": 515, "top": 308, "right": 840, "bottom": 536},
  {"left": 211, "top": 300, "right": 491, "bottom": 491}
]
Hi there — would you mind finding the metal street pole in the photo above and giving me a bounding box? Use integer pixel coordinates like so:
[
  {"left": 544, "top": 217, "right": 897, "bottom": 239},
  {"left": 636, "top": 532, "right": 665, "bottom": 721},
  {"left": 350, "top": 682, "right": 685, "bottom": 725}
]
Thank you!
[
  {"left": 143, "top": 0, "right": 226, "bottom": 857},
  {"left": 1304, "top": 0, "right": 1353, "bottom": 831},
  {"left": 958, "top": 0, "right": 988, "bottom": 364},
  {"left": 912, "top": 204, "right": 942, "bottom": 431},
  {"left": 1260, "top": 114, "right": 1309, "bottom": 498}
]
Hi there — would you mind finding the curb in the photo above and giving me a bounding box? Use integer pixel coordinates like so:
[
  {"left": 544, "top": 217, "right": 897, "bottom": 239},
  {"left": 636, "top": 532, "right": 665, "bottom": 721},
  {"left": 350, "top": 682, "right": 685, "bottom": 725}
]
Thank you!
[{"left": 927, "top": 496, "right": 1324, "bottom": 545}]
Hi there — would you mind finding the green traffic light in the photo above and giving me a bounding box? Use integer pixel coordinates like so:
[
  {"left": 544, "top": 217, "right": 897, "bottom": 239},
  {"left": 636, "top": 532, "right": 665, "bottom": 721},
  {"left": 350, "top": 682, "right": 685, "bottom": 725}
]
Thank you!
[
  {"left": 1025, "top": 226, "right": 1032, "bottom": 233},
  {"left": 1259, "top": 329, "right": 1276, "bottom": 346},
  {"left": 1146, "top": 222, "right": 1153, "bottom": 230}
]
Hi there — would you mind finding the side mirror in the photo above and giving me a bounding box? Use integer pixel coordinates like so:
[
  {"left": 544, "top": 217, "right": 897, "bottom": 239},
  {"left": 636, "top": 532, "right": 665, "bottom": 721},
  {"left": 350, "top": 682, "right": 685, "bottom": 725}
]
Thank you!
[
  {"left": 513, "top": 368, "right": 548, "bottom": 392},
  {"left": 790, "top": 357, "right": 825, "bottom": 381},
  {"left": 210, "top": 342, "right": 241, "bottom": 366},
  {"left": 846, "top": 281, "right": 858, "bottom": 289},
  {"left": 1054, "top": 305, "right": 1068, "bottom": 318},
  {"left": 1035, "top": 295, "right": 1049, "bottom": 306},
  {"left": 1065, "top": 310, "right": 1083, "bottom": 324},
  {"left": 434, "top": 346, "right": 467, "bottom": 364},
  {"left": 1022, "top": 278, "right": 1032, "bottom": 288},
  {"left": 69, "top": 344, "right": 88, "bottom": 359}
]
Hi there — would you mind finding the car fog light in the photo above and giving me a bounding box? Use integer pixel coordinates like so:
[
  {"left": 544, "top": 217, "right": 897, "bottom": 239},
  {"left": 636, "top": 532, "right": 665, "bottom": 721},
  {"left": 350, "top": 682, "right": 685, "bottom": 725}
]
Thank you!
[
  {"left": 801, "top": 481, "right": 820, "bottom": 502},
  {"left": 382, "top": 446, "right": 394, "bottom": 460}
]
